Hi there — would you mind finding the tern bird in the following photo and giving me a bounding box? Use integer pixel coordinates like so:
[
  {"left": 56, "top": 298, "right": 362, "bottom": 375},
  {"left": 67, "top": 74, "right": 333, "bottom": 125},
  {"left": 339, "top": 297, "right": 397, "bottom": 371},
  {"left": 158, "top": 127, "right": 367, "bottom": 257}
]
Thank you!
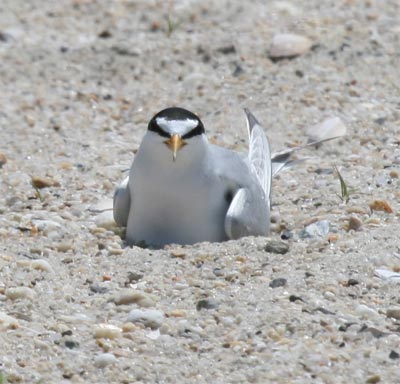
[{"left": 114, "top": 107, "right": 332, "bottom": 247}]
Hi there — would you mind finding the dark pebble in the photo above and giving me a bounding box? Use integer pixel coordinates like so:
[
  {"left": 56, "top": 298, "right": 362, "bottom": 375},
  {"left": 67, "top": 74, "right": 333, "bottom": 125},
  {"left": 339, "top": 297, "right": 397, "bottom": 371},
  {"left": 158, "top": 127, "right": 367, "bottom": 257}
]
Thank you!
[
  {"left": 64, "top": 340, "right": 79, "bottom": 349},
  {"left": 294, "top": 69, "right": 304, "bottom": 78},
  {"left": 61, "top": 330, "right": 73, "bottom": 337},
  {"left": 280, "top": 229, "right": 293, "bottom": 240},
  {"left": 289, "top": 295, "right": 304, "bottom": 302},
  {"left": 196, "top": 298, "right": 218, "bottom": 311},
  {"left": 90, "top": 285, "right": 109, "bottom": 294},
  {"left": 269, "top": 278, "right": 287, "bottom": 288},
  {"left": 314, "top": 307, "right": 336, "bottom": 315},
  {"left": 389, "top": 350, "right": 400, "bottom": 359},
  {"left": 98, "top": 30, "right": 112, "bottom": 38},
  {"left": 346, "top": 278, "right": 359, "bottom": 286},
  {"left": 126, "top": 272, "right": 144, "bottom": 284},
  {"left": 217, "top": 45, "right": 236, "bottom": 54},
  {"left": 265, "top": 241, "right": 289, "bottom": 255}
]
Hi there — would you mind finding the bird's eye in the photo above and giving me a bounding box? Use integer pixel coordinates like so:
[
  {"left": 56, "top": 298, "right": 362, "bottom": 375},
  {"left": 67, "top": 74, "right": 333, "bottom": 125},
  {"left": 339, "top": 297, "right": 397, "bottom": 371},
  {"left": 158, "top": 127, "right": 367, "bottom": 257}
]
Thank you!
[
  {"left": 148, "top": 119, "right": 170, "bottom": 138},
  {"left": 181, "top": 122, "right": 205, "bottom": 140}
]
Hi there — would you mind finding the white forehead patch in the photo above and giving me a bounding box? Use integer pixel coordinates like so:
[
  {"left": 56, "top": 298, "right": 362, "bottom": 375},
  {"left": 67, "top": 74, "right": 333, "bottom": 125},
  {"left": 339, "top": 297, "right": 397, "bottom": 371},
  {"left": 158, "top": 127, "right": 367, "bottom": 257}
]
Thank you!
[{"left": 156, "top": 117, "right": 198, "bottom": 136}]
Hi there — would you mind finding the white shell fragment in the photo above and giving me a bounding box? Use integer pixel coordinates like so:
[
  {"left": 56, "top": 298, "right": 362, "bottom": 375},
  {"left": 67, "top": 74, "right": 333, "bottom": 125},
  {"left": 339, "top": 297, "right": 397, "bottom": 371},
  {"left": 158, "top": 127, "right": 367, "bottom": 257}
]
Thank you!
[
  {"left": 94, "top": 353, "right": 117, "bottom": 368},
  {"left": 94, "top": 324, "right": 122, "bottom": 339},
  {"left": 269, "top": 33, "right": 312, "bottom": 59},
  {"left": 374, "top": 269, "right": 400, "bottom": 281},
  {"left": 307, "top": 117, "right": 347, "bottom": 142}
]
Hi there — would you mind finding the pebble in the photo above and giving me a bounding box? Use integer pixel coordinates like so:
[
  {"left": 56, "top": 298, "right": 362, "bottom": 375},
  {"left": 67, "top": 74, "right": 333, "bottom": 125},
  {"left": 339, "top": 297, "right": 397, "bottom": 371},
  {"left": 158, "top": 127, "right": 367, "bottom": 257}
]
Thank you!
[
  {"left": 369, "top": 200, "right": 393, "bottom": 213},
  {"left": 196, "top": 298, "right": 219, "bottom": 311},
  {"left": 346, "top": 206, "right": 368, "bottom": 215},
  {"left": 94, "top": 353, "right": 117, "bottom": 368},
  {"left": 95, "top": 211, "right": 117, "bottom": 230},
  {"left": 94, "top": 324, "right": 122, "bottom": 339},
  {"left": 269, "top": 33, "right": 312, "bottom": 60},
  {"left": 32, "top": 219, "right": 62, "bottom": 235},
  {"left": 347, "top": 216, "right": 362, "bottom": 231},
  {"left": 264, "top": 240, "right": 289, "bottom": 255},
  {"left": 0, "top": 311, "right": 19, "bottom": 330},
  {"left": 307, "top": 117, "right": 347, "bottom": 142},
  {"left": 31, "top": 176, "right": 60, "bottom": 189},
  {"left": 299, "top": 220, "right": 330, "bottom": 239},
  {"left": 30, "top": 259, "right": 54, "bottom": 273},
  {"left": 127, "top": 309, "right": 165, "bottom": 329},
  {"left": 5, "top": 286, "right": 36, "bottom": 301},
  {"left": 386, "top": 308, "right": 400, "bottom": 320},
  {"left": 113, "top": 289, "right": 155, "bottom": 307},
  {"left": 389, "top": 350, "right": 400, "bottom": 359},
  {"left": 269, "top": 278, "right": 287, "bottom": 288},
  {"left": 0, "top": 152, "right": 7, "bottom": 168},
  {"left": 355, "top": 304, "right": 380, "bottom": 320}
]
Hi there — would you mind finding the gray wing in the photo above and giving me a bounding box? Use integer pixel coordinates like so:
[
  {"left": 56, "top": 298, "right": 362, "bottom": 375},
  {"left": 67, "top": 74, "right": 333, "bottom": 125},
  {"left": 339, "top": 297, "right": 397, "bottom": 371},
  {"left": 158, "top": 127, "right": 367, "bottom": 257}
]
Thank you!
[
  {"left": 221, "top": 109, "right": 272, "bottom": 240},
  {"left": 224, "top": 188, "right": 269, "bottom": 239},
  {"left": 113, "top": 176, "right": 131, "bottom": 227},
  {"left": 244, "top": 108, "right": 272, "bottom": 206}
]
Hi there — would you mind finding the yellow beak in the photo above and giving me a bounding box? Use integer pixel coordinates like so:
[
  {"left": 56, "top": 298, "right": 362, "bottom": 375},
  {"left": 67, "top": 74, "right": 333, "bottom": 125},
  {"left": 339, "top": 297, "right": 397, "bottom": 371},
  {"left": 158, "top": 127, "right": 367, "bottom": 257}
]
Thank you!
[{"left": 164, "top": 134, "right": 186, "bottom": 161}]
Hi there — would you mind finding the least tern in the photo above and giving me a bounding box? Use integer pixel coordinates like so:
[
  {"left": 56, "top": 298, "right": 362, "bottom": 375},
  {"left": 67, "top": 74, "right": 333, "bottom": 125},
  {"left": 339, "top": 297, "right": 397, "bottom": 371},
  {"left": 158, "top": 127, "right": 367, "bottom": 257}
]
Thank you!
[
  {"left": 114, "top": 107, "right": 339, "bottom": 247},
  {"left": 114, "top": 107, "right": 272, "bottom": 247}
]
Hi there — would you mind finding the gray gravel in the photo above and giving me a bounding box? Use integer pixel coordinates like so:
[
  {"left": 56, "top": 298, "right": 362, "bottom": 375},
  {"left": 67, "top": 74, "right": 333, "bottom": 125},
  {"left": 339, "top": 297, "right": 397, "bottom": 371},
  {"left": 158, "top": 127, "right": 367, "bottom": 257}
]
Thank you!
[{"left": 1, "top": 1, "right": 400, "bottom": 383}]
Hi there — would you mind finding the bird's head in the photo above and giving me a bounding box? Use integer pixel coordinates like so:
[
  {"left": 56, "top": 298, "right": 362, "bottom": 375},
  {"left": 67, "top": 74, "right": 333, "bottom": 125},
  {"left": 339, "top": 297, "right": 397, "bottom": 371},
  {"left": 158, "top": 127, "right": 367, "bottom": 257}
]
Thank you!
[{"left": 147, "top": 107, "right": 206, "bottom": 162}]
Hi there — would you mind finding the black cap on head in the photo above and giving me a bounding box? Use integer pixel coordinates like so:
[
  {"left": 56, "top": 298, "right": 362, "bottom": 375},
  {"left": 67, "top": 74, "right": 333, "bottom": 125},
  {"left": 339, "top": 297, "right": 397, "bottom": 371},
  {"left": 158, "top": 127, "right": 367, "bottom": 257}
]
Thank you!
[{"left": 148, "top": 107, "right": 205, "bottom": 139}]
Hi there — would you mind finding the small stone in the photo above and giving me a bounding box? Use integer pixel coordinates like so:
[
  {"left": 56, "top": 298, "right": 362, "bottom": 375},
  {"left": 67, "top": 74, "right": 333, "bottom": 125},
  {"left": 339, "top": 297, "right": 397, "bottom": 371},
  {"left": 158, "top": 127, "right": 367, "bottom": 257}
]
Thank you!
[
  {"left": 369, "top": 200, "right": 393, "bottom": 213},
  {"left": 289, "top": 295, "right": 304, "bottom": 302},
  {"left": 366, "top": 375, "right": 381, "bottom": 384},
  {"left": 125, "top": 272, "right": 144, "bottom": 286},
  {"left": 56, "top": 242, "right": 73, "bottom": 252},
  {"left": 356, "top": 304, "right": 379, "bottom": 320},
  {"left": 347, "top": 216, "right": 362, "bottom": 231},
  {"left": 94, "top": 324, "right": 122, "bottom": 339},
  {"left": 269, "top": 33, "right": 312, "bottom": 60},
  {"left": 95, "top": 211, "right": 116, "bottom": 230},
  {"left": 0, "top": 311, "right": 19, "bottom": 330},
  {"left": 30, "top": 259, "right": 54, "bottom": 273},
  {"left": 389, "top": 350, "right": 400, "bottom": 359},
  {"left": 5, "top": 287, "right": 36, "bottom": 301},
  {"left": 64, "top": 340, "right": 79, "bottom": 349},
  {"left": 113, "top": 289, "right": 155, "bottom": 307},
  {"left": 346, "top": 278, "right": 359, "bottom": 286},
  {"left": 0, "top": 152, "right": 7, "bottom": 168},
  {"left": 386, "top": 308, "right": 400, "bottom": 320},
  {"left": 196, "top": 298, "right": 219, "bottom": 311},
  {"left": 127, "top": 309, "right": 164, "bottom": 329},
  {"left": 31, "top": 176, "right": 60, "bottom": 189},
  {"left": 216, "top": 45, "right": 236, "bottom": 54},
  {"left": 98, "top": 30, "right": 112, "bottom": 39},
  {"left": 94, "top": 353, "right": 117, "bottom": 368},
  {"left": 264, "top": 241, "right": 289, "bottom": 255},
  {"left": 269, "top": 278, "right": 287, "bottom": 288},
  {"left": 307, "top": 117, "right": 347, "bottom": 142},
  {"left": 90, "top": 285, "right": 108, "bottom": 294},
  {"left": 280, "top": 229, "right": 293, "bottom": 240},
  {"left": 299, "top": 220, "right": 330, "bottom": 239},
  {"left": 346, "top": 206, "right": 368, "bottom": 215},
  {"left": 389, "top": 170, "right": 398, "bottom": 179}
]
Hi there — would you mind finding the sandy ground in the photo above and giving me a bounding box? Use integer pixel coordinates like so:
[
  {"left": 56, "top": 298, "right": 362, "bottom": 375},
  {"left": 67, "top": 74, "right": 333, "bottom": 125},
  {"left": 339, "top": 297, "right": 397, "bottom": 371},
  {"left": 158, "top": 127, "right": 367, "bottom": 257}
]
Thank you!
[{"left": 1, "top": 0, "right": 400, "bottom": 383}]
